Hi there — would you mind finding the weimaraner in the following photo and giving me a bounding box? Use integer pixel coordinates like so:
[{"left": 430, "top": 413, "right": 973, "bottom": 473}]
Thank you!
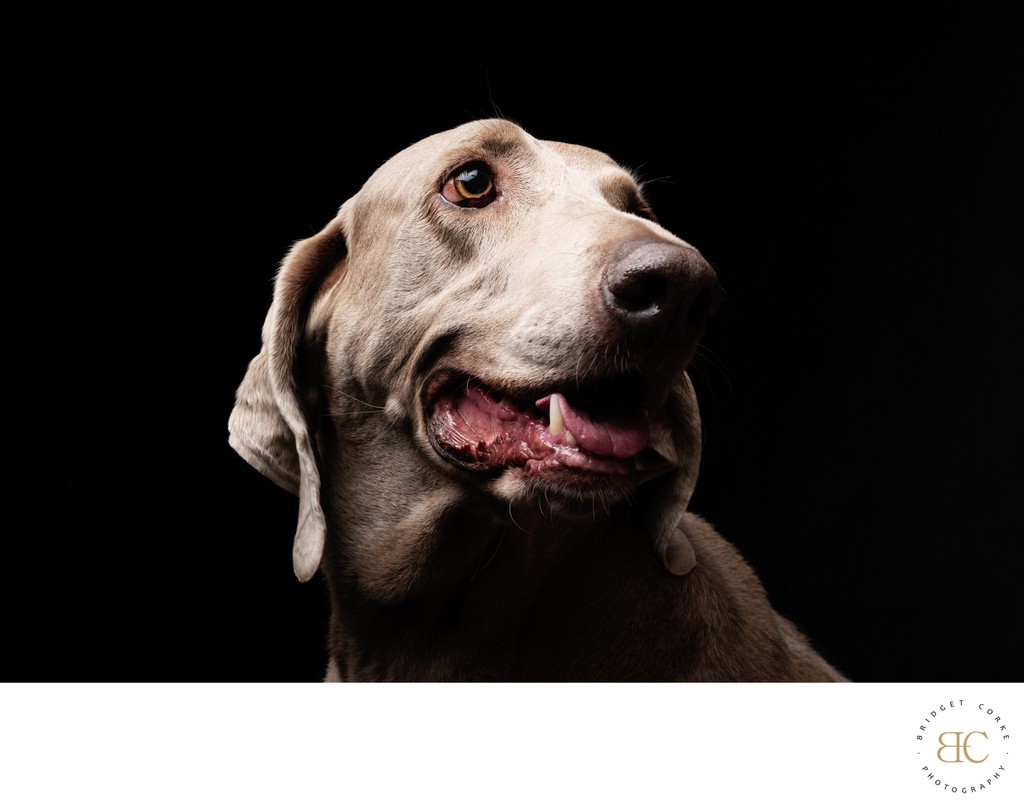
[{"left": 229, "top": 118, "right": 847, "bottom": 682}]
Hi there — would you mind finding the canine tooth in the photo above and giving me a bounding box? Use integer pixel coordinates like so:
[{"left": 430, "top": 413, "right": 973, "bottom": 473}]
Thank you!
[
  {"left": 499, "top": 395, "right": 515, "bottom": 408},
  {"left": 565, "top": 430, "right": 577, "bottom": 446},
  {"left": 549, "top": 393, "right": 566, "bottom": 436}
]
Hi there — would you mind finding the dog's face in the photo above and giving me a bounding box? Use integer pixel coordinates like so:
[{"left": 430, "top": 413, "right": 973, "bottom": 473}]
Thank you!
[
  {"left": 318, "top": 120, "right": 718, "bottom": 501},
  {"left": 230, "top": 119, "right": 720, "bottom": 581}
]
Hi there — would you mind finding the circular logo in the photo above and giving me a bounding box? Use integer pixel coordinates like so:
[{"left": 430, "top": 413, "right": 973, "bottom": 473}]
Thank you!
[{"left": 914, "top": 698, "right": 1012, "bottom": 796}]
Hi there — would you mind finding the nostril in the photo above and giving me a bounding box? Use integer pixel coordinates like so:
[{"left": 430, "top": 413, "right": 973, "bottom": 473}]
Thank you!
[
  {"left": 607, "top": 268, "right": 669, "bottom": 314},
  {"left": 602, "top": 240, "right": 720, "bottom": 340}
]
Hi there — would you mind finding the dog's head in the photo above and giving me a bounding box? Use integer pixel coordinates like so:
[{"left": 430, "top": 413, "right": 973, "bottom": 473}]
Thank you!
[{"left": 229, "top": 119, "right": 721, "bottom": 582}]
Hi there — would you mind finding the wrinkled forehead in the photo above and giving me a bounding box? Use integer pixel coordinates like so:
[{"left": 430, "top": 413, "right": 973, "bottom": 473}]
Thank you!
[{"left": 352, "top": 118, "right": 630, "bottom": 203}]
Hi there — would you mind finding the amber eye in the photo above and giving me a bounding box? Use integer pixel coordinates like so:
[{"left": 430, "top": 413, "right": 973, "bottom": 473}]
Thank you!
[{"left": 442, "top": 161, "right": 497, "bottom": 208}]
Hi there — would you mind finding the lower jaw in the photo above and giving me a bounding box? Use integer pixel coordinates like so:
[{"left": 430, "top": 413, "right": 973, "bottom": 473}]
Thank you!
[
  {"left": 491, "top": 464, "right": 637, "bottom": 514},
  {"left": 429, "top": 443, "right": 638, "bottom": 510},
  {"left": 520, "top": 451, "right": 634, "bottom": 479}
]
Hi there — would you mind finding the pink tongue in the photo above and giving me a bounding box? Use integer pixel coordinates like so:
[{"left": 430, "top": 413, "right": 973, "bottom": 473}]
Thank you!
[{"left": 537, "top": 394, "right": 650, "bottom": 458}]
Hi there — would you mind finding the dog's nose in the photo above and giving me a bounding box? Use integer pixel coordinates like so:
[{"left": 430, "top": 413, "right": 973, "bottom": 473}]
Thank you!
[{"left": 602, "top": 240, "right": 721, "bottom": 340}]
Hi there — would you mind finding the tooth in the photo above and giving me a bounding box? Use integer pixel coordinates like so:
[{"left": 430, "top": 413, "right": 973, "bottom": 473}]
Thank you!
[
  {"left": 499, "top": 395, "right": 514, "bottom": 408},
  {"left": 549, "top": 393, "right": 565, "bottom": 436},
  {"left": 565, "top": 430, "right": 577, "bottom": 446}
]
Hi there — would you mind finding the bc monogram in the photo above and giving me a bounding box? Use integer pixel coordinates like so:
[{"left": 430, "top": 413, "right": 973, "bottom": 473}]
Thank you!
[
  {"left": 936, "top": 731, "right": 989, "bottom": 763},
  {"left": 916, "top": 700, "right": 1011, "bottom": 795}
]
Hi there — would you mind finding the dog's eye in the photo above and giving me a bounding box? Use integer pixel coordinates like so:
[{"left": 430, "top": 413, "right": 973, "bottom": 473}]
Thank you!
[{"left": 442, "top": 162, "right": 497, "bottom": 208}]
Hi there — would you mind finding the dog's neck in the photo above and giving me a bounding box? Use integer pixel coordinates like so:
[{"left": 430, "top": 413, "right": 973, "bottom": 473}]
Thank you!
[
  {"left": 320, "top": 481, "right": 608, "bottom": 680},
  {"left": 312, "top": 412, "right": 689, "bottom": 681}
]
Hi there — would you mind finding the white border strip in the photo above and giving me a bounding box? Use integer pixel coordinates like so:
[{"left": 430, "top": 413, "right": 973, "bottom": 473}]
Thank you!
[{"left": 1, "top": 683, "right": 1020, "bottom": 806}]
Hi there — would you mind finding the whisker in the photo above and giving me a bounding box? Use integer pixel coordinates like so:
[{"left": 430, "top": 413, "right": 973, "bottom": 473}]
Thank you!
[
  {"left": 471, "top": 528, "right": 506, "bottom": 581},
  {"left": 322, "top": 384, "right": 388, "bottom": 412},
  {"left": 505, "top": 500, "right": 529, "bottom": 533},
  {"left": 327, "top": 408, "right": 391, "bottom": 417}
]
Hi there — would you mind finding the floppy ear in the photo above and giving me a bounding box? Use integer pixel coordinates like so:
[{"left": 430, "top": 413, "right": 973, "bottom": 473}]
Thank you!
[
  {"left": 228, "top": 216, "right": 347, "bottom": 582},
  {"left": 637, "top": 373, "right": 703, "bottom": 575}
]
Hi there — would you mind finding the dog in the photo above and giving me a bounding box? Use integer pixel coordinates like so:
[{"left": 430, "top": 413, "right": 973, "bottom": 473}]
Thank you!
[{"left": 229, "top": 118, "right": 847, "bottom": 682}]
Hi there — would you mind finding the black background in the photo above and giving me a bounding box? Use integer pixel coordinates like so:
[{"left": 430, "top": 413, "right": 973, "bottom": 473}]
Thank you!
[{"left": 17, "top": 15, "right": 1021, "bottom": 683}]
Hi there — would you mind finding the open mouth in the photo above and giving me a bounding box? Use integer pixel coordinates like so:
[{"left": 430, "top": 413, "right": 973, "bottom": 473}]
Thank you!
[{"left": 424, "top": 372, "right": 657, "bottom": 479}]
